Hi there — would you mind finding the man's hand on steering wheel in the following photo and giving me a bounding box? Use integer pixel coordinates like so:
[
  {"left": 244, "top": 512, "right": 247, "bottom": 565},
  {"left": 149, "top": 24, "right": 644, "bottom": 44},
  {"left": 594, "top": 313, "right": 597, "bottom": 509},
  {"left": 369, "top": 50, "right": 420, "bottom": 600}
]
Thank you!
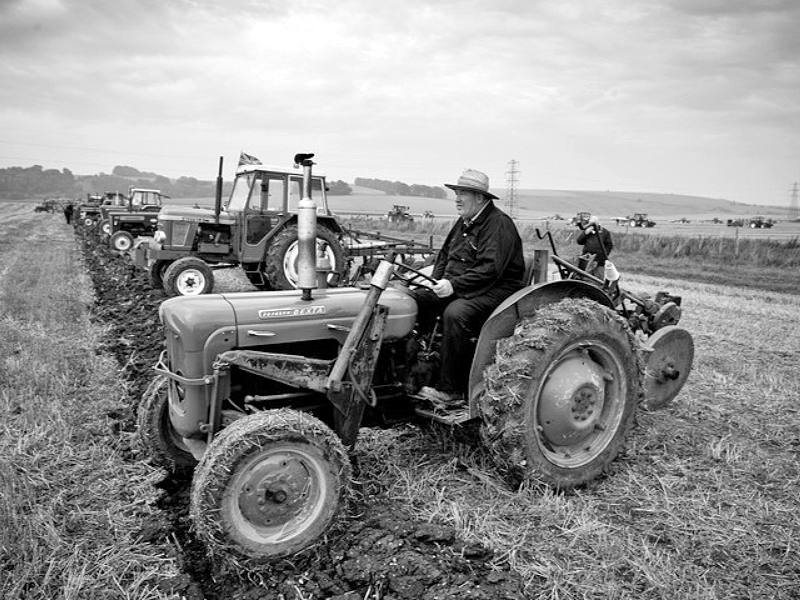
[
  {"left": 392, "top": 261, "right": 438, "bottom": 291},
  {"left": 431, "top": 279, "right": 454, "bottom": 298}
]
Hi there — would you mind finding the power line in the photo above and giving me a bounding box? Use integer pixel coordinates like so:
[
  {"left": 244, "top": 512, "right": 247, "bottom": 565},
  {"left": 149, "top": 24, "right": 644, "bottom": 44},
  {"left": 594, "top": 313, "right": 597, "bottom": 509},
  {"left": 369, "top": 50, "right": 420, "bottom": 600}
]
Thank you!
[
  {"left": 790, "top": 182, "right": 799, "bottom": 220},
  {"left": 505, "top": 159, "right": 519, "bottom": 219}
]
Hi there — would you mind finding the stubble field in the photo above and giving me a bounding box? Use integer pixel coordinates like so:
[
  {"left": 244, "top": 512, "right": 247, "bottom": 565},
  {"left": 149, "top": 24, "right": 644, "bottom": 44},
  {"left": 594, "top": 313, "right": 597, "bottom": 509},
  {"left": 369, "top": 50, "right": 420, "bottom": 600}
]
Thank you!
[{"left": 1, "top": 201, "right": 798, "bottom": 599}]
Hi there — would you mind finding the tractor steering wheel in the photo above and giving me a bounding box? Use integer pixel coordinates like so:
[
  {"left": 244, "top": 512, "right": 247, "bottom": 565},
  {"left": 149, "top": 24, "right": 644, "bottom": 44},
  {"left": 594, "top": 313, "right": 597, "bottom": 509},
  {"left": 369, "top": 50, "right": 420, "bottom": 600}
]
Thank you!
[{"left": 392, "top": 261, "right": 438, "bottom": 289}]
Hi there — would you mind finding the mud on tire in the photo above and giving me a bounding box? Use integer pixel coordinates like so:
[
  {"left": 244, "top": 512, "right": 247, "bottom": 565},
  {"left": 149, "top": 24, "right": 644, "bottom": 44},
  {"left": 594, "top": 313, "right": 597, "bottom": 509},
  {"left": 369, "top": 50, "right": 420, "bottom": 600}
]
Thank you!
[
  {"left": 190, "top": 409, "right": 351, "bottom": 568},
  {"left": 478, "top": 297, "right": 643, "bottom": 490},
  {"left": 136, "top": 375, "right": 197, "bottom": 472}
]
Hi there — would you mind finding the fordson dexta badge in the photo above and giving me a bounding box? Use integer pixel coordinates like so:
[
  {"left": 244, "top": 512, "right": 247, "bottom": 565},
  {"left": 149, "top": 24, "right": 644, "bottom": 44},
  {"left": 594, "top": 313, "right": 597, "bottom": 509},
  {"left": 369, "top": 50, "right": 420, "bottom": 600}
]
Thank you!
[{"left": 258, "top": 305, "right": 327, "bottom": 319}]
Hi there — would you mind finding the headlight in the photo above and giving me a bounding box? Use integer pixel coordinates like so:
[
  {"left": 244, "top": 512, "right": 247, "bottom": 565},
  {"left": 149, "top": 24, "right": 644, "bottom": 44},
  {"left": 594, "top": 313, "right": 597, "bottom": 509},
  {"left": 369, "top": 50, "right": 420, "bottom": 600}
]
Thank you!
[{"left": 153, "top": 230, "right": 167, "bottom": 243}]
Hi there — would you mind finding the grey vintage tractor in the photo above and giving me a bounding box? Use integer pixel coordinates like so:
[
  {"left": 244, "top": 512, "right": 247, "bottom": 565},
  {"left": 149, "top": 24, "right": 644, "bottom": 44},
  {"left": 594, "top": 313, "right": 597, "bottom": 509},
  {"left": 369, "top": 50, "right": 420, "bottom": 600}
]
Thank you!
[
  {"left": 137, "top": 157, "right": 694, "bottom": 568},
  {"left": 99, "top": 188, "right": 167, "bottom": 251}
]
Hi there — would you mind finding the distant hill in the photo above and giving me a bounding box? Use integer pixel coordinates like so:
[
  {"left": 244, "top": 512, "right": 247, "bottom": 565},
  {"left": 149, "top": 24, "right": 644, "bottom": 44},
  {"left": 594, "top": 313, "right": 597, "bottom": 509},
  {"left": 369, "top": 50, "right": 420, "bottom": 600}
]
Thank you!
[{"left": 332, "top": 186, "right": 789, "bottom": 221}]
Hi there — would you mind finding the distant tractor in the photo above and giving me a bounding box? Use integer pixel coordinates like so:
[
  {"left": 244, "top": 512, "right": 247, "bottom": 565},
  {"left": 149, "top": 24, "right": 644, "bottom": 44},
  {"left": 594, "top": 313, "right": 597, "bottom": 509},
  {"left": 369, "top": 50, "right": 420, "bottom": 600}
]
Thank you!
[
  {"left": 73, "top": 193, "right": 106, "bottom": 227},
  {"left": 748, "top": 216, "right": 774, "bottom": 229},
  {"left": 33, "top": 198, "right": 62, "bottom": 213},
  {"left": 627, "top": 213, "right": 656, "bottom": 228},
  {"left": 102, "top": 188, "right": 167, "bottom": 252},
  {"left": 134, "top": 155, "right": 349, "bottom": 297},
  {"left": 387, "top": 205, "right": 414, "bottom": 224}
]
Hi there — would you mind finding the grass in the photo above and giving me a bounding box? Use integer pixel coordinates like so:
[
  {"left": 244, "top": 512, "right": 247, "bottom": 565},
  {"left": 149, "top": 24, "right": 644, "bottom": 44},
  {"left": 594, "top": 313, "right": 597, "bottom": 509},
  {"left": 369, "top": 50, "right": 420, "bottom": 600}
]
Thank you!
[
  {"left": 352, "top": 273, "right": 800, "bottom": 599},
  {"left": 0, "top": 205, "right": 180, "bottom": 600},
  {"left": 2, "top": 204, "right": 799, "bottom": 599}
]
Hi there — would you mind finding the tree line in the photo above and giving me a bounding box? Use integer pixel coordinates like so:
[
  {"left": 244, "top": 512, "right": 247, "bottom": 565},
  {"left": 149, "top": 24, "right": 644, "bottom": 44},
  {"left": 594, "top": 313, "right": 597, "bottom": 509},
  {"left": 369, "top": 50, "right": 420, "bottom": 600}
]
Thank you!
[
  {"left": 354, "top": 178, "right": 447, "bottom": 199},
  {"left": 0, "top": 165, "right": 444, "bottom": 200}
]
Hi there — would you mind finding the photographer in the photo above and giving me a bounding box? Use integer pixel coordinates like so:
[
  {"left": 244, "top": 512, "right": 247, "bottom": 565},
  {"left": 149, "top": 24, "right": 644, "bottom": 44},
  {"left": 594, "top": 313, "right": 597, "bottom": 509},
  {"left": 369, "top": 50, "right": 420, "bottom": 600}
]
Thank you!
[{"left": 576, "top": 215, "right": 613, "bottom": 279}]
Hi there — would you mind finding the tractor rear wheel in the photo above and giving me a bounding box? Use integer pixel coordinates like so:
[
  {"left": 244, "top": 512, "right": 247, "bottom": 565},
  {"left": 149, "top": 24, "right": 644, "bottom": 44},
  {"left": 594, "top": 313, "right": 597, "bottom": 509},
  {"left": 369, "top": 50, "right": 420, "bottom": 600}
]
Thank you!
[
  {"left": 163, "top": 257, "right": 214, "bottom": 296},
  {"left": 478, "top": 298, "right": 643, "bottom": 490},
  {"left": 110, "top": 230, "right": 134, "bottom": 252},
  {"left": 136, "top": 375, "right": 197, "bottom": 472},
  {"left": 263, "top": 224, "right": 346, "bottom": 290},
  {"left": 190, "top": 409, "right": 350, "bottom": 567}
]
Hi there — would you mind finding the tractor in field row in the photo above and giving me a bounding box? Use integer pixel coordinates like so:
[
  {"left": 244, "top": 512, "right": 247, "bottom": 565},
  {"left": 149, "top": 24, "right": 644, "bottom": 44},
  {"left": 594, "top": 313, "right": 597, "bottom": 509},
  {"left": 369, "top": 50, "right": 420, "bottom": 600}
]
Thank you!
[
  {"left": 747, "top": 216, "right": 774, "bottom": 229},
  {"left": 137, "top": 155, "right": 695, "bottom": 569},
  {"left": 100, "top": 188, "right": 167, "bottom": 252},
  {"left": 133, "top": 157, "right": 435, "bottom": 297},
  {"left": 387, "top": 204, "right": 414, "bottom": 224},
  {"left": 73, "top": 192, "right": 128, "bottom": 228},
  {"left": 627, "top": 213, "right": 656, "bottom": 228},
  {"left": 33, "top": 198, "right": 63, "bottom": 213}
]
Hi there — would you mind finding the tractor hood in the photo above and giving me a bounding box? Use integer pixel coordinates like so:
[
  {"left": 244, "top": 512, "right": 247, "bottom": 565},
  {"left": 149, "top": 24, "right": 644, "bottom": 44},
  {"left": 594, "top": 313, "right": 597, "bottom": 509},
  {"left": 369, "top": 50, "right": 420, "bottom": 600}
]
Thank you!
[
  {"left": 159, "top": 294, "right": 237, "bottom": 352},
  {"left": 219, "top": 287, "right": 418, "bottom": 348},
  {"left": 158, "top": 204, "right": 236, "bottom": 225},
  {"left": 159, "top": 286, "right": 418, "bottom": 354}
]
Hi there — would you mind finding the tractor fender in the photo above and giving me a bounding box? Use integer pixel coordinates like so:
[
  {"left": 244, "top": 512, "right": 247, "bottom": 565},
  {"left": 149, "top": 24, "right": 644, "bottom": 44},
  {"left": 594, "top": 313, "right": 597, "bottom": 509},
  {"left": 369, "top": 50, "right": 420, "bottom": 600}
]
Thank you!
[{"left": 467, "top": 279, "right": 614, "bottom": 413}]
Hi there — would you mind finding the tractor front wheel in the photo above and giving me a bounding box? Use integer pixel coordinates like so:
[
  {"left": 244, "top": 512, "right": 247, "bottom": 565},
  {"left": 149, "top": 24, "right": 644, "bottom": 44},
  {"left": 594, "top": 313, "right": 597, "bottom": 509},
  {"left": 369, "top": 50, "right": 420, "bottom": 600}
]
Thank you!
[
  {"left": 190, "top": 409, "right": 350, "bottom": 567},
  {"left": 99, "top": 219, "right": 112, "bottom": 236},
  {"left": 263, "top": 224, "right": 346, "bottom": 290},
  {"left": 136, "top": 375, "right": 197, "bottom": 472},
  {"left": 163, "top": 257, "right": 214, "bottom": 296},
  {"left": 478, "top": 298, "right": 642, "bottom": 490},
  {"left": 110, "top": 231, "right": 134, "bottom": 252}
]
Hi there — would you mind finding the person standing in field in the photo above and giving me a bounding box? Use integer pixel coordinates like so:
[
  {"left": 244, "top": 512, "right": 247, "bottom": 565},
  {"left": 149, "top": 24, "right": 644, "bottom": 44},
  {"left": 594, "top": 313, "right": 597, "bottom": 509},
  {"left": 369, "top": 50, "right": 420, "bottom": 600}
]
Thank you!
[
  {"left": 576, "top": 215, "right": 613, "bottom": 279},
  {"left": 63, "top": 202, "right": 74, "bottom": 224},
  {"left": 414, "top": 168, "right": 525, "bottom": 407}
]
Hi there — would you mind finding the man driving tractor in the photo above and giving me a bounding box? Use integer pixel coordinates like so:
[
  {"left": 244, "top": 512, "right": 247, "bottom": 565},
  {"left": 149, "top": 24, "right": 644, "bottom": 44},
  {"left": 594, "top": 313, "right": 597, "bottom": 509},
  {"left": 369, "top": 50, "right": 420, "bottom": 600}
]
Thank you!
[{"left": 414, "top": 169, "right": 525, "bottom": 406}]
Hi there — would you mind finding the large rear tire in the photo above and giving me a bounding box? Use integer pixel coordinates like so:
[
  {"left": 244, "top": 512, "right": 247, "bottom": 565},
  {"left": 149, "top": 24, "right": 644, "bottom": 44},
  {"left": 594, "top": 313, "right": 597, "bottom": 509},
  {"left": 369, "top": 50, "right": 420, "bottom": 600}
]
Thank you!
[
  {"left": 136, "top": 375, "right": 197, "bottom": 472},
  {"left": 478, "top": 298, "right": 643, "bottom": 490},
  {"left": 263, "top": 224, "right": 346, "bottom": 290},
  {"left": 163, "top": 257, "right": 214, "bottom": 296},
  {"left": 190, "top": 409, "right": 350, "bottom": 567}
]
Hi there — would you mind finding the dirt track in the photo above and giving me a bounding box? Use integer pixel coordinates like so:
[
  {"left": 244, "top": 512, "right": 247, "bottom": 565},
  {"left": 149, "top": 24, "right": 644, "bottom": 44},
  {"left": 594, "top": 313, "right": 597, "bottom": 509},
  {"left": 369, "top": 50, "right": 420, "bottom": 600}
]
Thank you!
[{"left": 77, "top": 227, "right": 526, "bottom": 600}]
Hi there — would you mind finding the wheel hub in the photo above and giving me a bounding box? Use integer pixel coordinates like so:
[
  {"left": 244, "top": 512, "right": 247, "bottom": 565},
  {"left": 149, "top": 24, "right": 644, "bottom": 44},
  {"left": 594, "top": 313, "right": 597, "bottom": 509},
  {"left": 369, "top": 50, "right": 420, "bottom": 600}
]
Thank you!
[
  {"left": 238, "top": 456, "right": 312, "bottom": 528},
  {"left": 538, "top": 352, "right": 606, "bottom": 446},
  {"left": 177, "top": 271, "right": 204, "bottom": 294}
]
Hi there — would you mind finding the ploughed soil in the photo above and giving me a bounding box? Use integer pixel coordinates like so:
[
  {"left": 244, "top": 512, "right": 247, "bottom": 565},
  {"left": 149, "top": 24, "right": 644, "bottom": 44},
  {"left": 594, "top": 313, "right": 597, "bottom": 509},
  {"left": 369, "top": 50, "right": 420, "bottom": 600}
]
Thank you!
[{"left": 77, "top": 228, "right": 526, "bottom": 600}]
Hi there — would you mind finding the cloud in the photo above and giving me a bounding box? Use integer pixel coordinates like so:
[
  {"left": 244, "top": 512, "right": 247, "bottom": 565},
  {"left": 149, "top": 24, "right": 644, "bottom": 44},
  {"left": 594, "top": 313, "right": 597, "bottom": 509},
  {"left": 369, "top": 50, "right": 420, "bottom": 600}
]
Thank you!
[{"left": 0, "top": 0, "right": 797, "bottom": 203}]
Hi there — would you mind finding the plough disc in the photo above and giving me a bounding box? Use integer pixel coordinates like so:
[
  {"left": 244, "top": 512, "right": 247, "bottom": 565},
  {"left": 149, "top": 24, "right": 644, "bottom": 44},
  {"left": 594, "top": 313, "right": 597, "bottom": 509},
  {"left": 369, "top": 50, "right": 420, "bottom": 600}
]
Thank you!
[{"left": 642, "top": 326, "right": 694, "bottom": 410}]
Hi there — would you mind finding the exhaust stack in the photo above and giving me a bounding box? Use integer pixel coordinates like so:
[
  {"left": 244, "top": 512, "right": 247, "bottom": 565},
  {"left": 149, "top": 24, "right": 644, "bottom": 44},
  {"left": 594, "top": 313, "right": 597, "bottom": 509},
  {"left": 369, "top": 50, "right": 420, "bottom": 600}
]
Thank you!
[
  {"left": 214, "top": 156, "right": 223, "bottom": 223},
  {"left": 294, "top": 153, "right": 317, "bottom": 301}
]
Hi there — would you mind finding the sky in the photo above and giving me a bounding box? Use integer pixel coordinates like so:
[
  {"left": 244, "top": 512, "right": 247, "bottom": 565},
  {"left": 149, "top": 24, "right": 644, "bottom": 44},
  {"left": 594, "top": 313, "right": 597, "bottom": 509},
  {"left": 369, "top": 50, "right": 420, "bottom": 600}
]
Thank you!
[{"left": 0, "top": 0, "right": 798, "bottom": 206}]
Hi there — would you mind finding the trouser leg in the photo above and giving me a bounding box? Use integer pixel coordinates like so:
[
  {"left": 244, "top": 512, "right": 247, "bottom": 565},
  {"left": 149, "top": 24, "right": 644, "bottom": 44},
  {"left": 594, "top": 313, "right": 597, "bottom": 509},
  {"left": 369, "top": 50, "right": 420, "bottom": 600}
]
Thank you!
[{"left": 439, "top": 291, "right": 512, "bottom": 394}]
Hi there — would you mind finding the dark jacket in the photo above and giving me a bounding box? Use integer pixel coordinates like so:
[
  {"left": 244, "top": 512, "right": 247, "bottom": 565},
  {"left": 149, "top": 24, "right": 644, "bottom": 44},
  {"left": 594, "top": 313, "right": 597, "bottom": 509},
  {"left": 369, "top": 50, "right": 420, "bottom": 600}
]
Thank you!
[
  {"left": 433, "top": 201, "right": 524, "bottom": 299},
  {"left": 576, "top": 226, "right": 613, "bottom": 265}
]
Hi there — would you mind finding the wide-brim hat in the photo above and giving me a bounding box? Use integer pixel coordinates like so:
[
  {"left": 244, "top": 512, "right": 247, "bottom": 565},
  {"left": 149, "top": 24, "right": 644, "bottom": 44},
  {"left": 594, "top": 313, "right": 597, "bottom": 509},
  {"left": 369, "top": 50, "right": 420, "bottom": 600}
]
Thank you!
[{"left": 444, "top": 168, "right": 499, "bottom": 200}]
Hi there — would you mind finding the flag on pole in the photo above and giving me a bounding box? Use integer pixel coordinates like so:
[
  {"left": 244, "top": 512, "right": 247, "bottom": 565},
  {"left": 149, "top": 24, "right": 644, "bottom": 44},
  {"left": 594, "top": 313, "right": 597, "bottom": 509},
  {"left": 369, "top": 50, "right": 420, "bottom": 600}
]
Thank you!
[{"left": 238, "top": 151, "right": 262, "bottom": 167}]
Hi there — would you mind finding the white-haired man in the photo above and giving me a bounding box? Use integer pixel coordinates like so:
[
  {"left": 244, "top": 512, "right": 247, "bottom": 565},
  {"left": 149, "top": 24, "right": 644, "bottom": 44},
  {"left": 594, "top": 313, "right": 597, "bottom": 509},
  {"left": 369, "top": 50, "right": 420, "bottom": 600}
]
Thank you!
[{"left": 415, "top": 169, "right": 525, "bottom": 406}]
